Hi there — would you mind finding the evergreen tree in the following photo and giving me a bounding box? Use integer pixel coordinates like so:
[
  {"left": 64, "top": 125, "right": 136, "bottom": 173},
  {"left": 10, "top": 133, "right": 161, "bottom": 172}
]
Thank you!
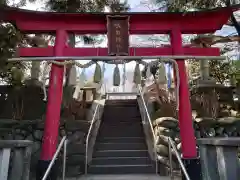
[
  {"left": 153, "top": 0, "right": 240, "bottom": 84},
  {"left": 156, "top": 0, "right": 240, "bottom": 35},
  {"left": 0, "top": 0, "right": 36, "bottom": 86}
]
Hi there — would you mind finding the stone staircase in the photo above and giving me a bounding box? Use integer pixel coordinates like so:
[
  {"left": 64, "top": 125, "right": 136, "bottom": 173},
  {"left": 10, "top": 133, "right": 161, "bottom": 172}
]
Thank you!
[{"left": 88, "top": 99, "right": 156, "bottom": 174}]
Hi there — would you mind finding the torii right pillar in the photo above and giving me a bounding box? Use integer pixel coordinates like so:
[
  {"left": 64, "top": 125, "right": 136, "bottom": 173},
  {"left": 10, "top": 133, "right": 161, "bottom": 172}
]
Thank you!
[{"left": 170, "top": 28, "right": 200, "bottom": 180}]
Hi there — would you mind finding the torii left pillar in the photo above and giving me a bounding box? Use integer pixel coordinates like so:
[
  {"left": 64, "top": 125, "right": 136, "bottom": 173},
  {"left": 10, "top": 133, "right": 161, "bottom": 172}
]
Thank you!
[{"left": 37, "top": 29, "right": 67, "bottom": 180}]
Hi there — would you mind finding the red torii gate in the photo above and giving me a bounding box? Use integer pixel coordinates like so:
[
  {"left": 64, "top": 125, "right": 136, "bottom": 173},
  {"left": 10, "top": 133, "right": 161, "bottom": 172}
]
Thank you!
[{"left": 0, "top": 5, "right": 237, "bottom": 179}]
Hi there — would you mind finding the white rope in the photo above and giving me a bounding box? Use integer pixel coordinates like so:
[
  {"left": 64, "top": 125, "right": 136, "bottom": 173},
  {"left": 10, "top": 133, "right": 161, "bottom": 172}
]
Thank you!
[{"left": 40, "top": 57, "right": 179, "bottom": 110}]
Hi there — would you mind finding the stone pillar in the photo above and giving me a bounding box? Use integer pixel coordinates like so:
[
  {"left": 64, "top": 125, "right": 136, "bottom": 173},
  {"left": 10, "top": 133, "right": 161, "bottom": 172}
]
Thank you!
[
  {"left": 198, "top": 138, "right": 240, "bottom": 180},
  {"left": 200, "top": 59, "right": 210, "bottom": 80}
]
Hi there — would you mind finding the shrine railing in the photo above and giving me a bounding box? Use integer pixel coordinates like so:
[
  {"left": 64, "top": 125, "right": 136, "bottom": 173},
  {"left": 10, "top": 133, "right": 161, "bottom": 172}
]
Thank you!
[
  {"left": 137, "top": 85, "right": 158, "bottom": 174},
  {"left": 85, "top": 104, "right": 100, "bottom": 174},
  {"left": 168, "top": 137, "right": 190, "bottom": 180},
  {"left": 41, "top": 136, "right": 67, "bottom": 180},
  {"left": 0, "top": 140, "right": 33, "bottom": 180},
  {"left": 85, "top": 101, "right": 105, "bottom": 174}
]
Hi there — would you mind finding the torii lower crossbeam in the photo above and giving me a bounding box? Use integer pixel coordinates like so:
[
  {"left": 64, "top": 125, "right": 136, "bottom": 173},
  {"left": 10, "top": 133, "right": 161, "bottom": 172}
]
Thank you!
[
  {"left": 9, "top": 55, "right": 225, "bottom": 61},
  {"left": 17, "top": 46, "right": 220, "bottom": 57}
]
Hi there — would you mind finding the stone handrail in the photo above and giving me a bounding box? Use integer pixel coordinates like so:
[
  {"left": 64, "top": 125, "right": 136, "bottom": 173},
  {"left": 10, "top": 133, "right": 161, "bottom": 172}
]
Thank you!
[
  {"left": 137, "top": 86, "right": 158, "bottom": 174},
  {"left": 85, "top": 100, "right": 105, "bottom": 174}
]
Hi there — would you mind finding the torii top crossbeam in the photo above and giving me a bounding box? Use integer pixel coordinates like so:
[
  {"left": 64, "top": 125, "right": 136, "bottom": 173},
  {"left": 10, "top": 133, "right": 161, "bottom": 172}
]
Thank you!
[
  {"left": 0, "top": 5, "right": 239, "bottom": 34},
  {"left": 1, "top": 5, "right": 239, "bottom": 58}
]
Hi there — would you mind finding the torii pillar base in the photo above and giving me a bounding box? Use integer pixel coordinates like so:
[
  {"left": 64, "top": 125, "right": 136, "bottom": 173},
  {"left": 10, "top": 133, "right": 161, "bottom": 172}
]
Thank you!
[
  {"left": 36, "top": 160, "right": 59, "bottom": 180},
  {"left": 182, "top": 158, "right": 202, "bottom": 180}
]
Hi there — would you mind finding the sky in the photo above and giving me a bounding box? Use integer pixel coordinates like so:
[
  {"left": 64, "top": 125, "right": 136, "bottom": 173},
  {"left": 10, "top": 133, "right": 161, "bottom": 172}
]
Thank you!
[{"left": 21, "top": 0, "right": 240, "bottom": 92}]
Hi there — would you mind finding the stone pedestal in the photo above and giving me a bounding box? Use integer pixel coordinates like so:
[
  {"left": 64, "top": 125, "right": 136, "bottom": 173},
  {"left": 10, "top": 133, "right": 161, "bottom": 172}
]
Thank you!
[{"left": 198, "top": 138, "right": 240, "bottom": 180}]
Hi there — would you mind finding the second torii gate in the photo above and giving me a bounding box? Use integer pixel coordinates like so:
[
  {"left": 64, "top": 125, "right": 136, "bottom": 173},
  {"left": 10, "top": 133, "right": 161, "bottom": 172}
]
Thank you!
[{"left": 0, "top": 5, "right": 237, "bottom": 180}]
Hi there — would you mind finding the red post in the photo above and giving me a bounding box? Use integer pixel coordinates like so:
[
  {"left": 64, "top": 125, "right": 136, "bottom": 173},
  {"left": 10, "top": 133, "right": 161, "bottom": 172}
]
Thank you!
[
  {"left": 37, "top": 29, "right": 67, "bottom": 180},
  {"left": 170, "top": 28, "right": 197, "bottom": 158}
]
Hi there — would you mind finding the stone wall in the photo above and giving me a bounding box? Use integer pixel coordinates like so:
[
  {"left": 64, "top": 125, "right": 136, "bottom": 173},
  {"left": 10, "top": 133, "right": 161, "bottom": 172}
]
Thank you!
[
  {"left": 0, "top": 85, "right": 46, "bottom": 120},
  {"left": 0, "top": 99, "right": 105, "bottom": 179}
]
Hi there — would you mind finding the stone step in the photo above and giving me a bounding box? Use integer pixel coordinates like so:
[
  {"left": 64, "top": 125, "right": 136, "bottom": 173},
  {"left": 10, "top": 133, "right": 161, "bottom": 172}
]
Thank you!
[
  {"left": 105, "top": 99, "right": 138, "bottom": 106},
  {"left": 88, "top": 164, "right": 156, "bottom": 174},
  {"left": 96, "top": 137, "right": 145, "bottom": 144},
  {"left": 100, "top": 120, "right": 142, "bottom": 126},
  {"left": 95, "top": 142, "right": 147, "bottom": 151},
  {"left": 77, "top": 175, "right": 173, "bottom": 180},
  {"left": 93, "top": 150, "right": 149, "bottom": 158},
  {"left": 99, "top": 122, "right": 142, "bottom": 129},
  {"left": 102, "top": 116, "right": 142, "bottom": 122},
  {"left": 98, "top": 130, "right": 144, "bottom": 137},
  {"left": 89, "top": 99, "right": 156, "bottom": 174},
  {"left": 91, "top": 157, "right": 152, "bottom": 165}
]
